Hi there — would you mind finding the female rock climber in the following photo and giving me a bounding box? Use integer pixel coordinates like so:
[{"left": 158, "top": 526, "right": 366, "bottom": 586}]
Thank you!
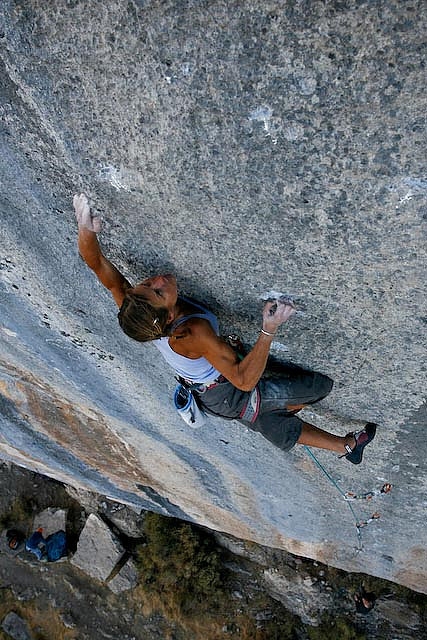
[{"left": 73, "top": 193, "right": 376, "bottom": 463}]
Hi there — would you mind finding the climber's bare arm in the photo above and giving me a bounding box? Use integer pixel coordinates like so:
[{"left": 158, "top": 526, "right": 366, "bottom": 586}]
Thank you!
[
  {"left": 175, "top": 301, "right": 296, "bottom": 391},
  {"left": 73, "top": 193, "right": 130, "bottom": 307}
]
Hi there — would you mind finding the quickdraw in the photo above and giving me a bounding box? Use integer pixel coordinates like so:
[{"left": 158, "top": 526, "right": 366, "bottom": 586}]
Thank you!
[
  {"left": 344, "top": 483, "right": 392, "bottom": 501},
  {"left": 303, "top": 446, "right": 392, "bottom": 550},
  {"left": 357, "top": 512, "right": 381, "bottom": 529}
]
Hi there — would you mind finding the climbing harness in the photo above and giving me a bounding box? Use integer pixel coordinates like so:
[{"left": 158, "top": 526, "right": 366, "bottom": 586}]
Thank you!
[{"left": 303, "top": 446, "right": 392, "bottom": 550}]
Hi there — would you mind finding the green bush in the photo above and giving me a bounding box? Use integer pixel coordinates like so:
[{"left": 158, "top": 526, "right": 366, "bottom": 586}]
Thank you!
[
  {"left": 0, "top": 496, "right": 34, "bottom": 530},
  {"left": 307, "top": 615, "right": 366, "bottom": 640},
  {"left": 133, "top": 513, "right": 303, "bottom": 638},
  {"left": 135, "top": 513, "right": 224, "bottom": 615}
]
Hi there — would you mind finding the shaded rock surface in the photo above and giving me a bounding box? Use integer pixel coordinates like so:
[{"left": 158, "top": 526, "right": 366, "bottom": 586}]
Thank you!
[
  {"left": 0, "top": 0, "right": 426, "bottom": 593},
  {"left": 107, "top": 557, "right": 139, "bottom": 595},
  {"left": 65, "top": 485, "right": 146, "bottom": 538},
  {"left": 262, "top": 567, "right": 331, "bottom": 626}
]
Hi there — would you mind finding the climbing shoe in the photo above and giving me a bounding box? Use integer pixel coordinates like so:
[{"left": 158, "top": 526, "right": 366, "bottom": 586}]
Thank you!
[{"left": 342, "top": 422, "right": 377, "bottom": 465}]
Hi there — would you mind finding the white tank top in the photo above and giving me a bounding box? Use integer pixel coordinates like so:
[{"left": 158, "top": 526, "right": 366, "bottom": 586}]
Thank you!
[{"left": 153, "top": 298, "right": 222, "bottom": 383}]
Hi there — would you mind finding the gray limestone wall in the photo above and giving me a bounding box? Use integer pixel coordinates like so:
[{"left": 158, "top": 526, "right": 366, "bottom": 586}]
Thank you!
[{"left": 0, "top": 0, "right": 426, "bottom": 592}]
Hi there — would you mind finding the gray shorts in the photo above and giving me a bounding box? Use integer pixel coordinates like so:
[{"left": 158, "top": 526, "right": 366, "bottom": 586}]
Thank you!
[{"left": 197, "top": 368, "right": 333, "bottom": 452}]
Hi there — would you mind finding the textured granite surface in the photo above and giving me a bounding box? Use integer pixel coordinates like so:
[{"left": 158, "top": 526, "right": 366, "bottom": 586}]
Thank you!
[{"left": 0, "top": 0, "right": 426, "bottom": 591}]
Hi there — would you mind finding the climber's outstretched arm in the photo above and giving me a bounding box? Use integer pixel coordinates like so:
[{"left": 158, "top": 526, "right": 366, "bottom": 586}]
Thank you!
[{"left": 73, "top": 193, "right": 130, "bottom": 307}]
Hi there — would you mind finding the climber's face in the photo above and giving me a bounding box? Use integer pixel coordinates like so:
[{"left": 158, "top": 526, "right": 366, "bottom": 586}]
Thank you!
[{"left": 130, "top": 274, "right": 178, "bottom": 310}]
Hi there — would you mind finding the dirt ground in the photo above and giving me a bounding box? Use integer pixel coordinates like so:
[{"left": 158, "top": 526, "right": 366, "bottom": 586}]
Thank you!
[{"left": 0, "top": 463, "right": 177, "bottom": 640}]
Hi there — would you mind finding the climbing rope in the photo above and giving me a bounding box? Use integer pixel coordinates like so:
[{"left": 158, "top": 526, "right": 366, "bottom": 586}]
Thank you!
[{"left": 303, "top": 445, "right": 392, "bottom": 550}]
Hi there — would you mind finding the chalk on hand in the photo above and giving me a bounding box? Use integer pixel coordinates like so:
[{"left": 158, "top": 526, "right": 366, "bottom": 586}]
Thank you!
[{"left": 260, "top": 290, "right": 306, "bottom": 317}]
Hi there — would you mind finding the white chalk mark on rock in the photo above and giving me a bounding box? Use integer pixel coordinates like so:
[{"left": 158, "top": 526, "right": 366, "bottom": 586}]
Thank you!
[
  {"left": 283, "top": 123, "right": 304, "bottom": 141},
  {"left": 270, "top": 341, "right": 290, "bottom": 352},
  {"left": 99, "top": 166, "right": 131, "bottom": 192},
  {"left": 403, "top": 177, "right": 427, "bottom": 191},
  {"left": 298, "top": 76, "right": 317, "bottom": 95},
  {"left": 249, "top": 106, "right": 278, "bottom": 144},
  {"left": 1, "top": 326, "right": 17, "bottom": 337},
  {"left": 260, "top": 290, "right": 306, "bottom": 317},
  {"left": 392, "top": 176, "right": 427, "bottom": 206},
  {"left": 260, "top": 289, "right": 296, "bottom": 302}
]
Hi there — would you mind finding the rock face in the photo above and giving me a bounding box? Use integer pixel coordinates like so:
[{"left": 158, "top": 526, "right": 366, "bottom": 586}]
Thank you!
[
  {"left": 71, "top": 513, "right": 125, "bottom": 582},
  {"left": 1, "top": 612, "right": 34, "bottom": 640},
  {"left": 0, "top": 1, "right": 426, "bottom": 592},
  {"left": 32, "top": 507, "right": 67, "bottom": 538}
]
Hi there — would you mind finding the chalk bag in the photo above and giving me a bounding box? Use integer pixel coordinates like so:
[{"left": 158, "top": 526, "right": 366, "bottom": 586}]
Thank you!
[{"left": 174, "top": 384, "right": 206, "bottom": 428}]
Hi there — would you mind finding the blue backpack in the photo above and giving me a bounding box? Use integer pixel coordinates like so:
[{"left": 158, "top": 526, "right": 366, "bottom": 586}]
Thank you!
[{"left": 45, "top": 530, "right": 67, "bottom": 561}]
